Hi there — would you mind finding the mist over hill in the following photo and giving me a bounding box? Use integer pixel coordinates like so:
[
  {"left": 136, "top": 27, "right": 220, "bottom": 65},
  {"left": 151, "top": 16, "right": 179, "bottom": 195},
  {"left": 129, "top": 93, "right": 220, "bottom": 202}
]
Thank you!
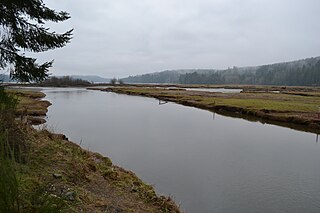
[{"left": 122, "top": 56, "right": 320, "bottom": 86}]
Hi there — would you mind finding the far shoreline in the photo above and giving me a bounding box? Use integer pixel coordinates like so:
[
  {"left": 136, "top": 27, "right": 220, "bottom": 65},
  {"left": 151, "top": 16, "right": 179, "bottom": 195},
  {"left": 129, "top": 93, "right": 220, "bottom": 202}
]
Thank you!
[{"left": 88, "top": 84, "right": 320, "bottom": 134}]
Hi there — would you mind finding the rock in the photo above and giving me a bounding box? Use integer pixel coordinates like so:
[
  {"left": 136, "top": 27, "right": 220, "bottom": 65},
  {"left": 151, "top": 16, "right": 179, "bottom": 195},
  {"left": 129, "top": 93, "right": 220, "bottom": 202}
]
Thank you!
[
  {"left": 49, "top": 184, "right": 56, "bottom": 192},
  {"left": 28, "top": 117, "right": 46, "bottom": 125},
  {"left": 131, "top": 186, "right": 138, "bottom": 192},
  {"left": 49, "top": 133, "right": 69, "bottom": 141},
  {"left": 53, "top": 173, "right": 62, "bottom": 179},
  {"left": 105, "top": 205, "right": 123, "bottom": 213},
  {"left": 65, "top": 191, "right": 76, "bottom": 201}
]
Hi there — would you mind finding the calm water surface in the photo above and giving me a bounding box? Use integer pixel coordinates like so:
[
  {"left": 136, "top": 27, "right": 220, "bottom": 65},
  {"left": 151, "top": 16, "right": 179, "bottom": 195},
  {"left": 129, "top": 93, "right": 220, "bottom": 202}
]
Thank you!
[{"left": 41, "top": 87, "right": 320, "bottom": 213}]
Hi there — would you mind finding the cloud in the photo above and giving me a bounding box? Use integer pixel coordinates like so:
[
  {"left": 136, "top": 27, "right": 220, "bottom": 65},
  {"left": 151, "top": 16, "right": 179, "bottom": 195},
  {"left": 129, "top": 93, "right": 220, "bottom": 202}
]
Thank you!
[{"left": 37, "top": 0, "right": 320, "bottom": 77}]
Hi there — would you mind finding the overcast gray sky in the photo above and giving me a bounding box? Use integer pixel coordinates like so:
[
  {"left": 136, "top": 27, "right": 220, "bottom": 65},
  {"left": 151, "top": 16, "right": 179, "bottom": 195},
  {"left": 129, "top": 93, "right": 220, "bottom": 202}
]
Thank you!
[{"left": 36, "top": 0, "right": 320, "bottom": 78}]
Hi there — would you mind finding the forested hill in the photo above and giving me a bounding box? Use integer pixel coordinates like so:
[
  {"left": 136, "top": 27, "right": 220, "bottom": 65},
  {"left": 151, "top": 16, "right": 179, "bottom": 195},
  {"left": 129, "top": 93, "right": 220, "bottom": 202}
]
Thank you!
[
  {"left": 122, "top": 57, "right": 320, "bottom": 86},
  {"left": 122, "top": 69, "right": 215, "bottom": 84}
]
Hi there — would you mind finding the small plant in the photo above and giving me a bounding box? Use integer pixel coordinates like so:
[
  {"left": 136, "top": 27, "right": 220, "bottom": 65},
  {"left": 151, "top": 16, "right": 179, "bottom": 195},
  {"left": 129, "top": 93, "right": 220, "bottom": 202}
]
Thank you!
[
  {"left": 110, "top": 78, "right": 117, "bottom": 85},
  {"left": 118, "top": 79, "right": 124, "bottom": 85},
  {"left": 110, "top": 78, "right": 125, "bottom": 85}
]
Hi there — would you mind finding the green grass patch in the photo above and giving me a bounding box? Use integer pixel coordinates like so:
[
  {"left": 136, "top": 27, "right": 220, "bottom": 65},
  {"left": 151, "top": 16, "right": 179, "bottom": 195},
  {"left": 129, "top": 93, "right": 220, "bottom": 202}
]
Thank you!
[{"left": 201, "top": 97, "right": 318, "bottom": 112}]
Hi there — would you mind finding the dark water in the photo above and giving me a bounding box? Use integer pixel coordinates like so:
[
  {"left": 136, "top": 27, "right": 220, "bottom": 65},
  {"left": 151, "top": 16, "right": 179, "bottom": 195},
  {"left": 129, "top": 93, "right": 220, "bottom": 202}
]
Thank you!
[{"left": 41, "top": 87, "right": 320, "bottom": 213}]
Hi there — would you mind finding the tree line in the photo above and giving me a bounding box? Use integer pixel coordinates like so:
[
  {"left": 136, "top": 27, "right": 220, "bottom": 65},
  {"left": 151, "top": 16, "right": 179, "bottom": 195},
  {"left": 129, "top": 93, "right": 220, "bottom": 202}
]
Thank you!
[
  {"left": 123, "top": 57, "right": 320, "bottom": 86},
  {"left": 179, "top": 57, "right": 320, "bottom": 86},
  {"left": 38, "top": 76, "right": 91, "bottom": 87}
]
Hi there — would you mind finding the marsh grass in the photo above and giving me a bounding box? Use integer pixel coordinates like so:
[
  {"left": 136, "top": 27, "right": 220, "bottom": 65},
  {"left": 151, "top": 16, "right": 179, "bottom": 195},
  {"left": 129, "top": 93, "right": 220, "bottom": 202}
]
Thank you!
[
  {"left": 0, "top": 87, "right": 22, "bottom": 212},
  {"left": 0, "top": 132, "right": 20, "bottom": 213},
  {"left": 98, "top": 86, "right": 320, "bottom": 134},
  {"left": 0, "top": 87, "right": 68, "bottom": 212},
  {"left": 108, "top": 86, "right": 320, "bottom": 113},
  {"left": 6, "top": 89, "right": 50, "bottom": 117}
]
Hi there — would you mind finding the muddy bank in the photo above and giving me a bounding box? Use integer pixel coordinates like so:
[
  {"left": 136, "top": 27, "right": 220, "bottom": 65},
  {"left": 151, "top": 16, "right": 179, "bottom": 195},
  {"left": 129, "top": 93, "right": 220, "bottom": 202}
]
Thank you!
[{"left": 90, "top": 86, "right": 320, "bottom": 134}]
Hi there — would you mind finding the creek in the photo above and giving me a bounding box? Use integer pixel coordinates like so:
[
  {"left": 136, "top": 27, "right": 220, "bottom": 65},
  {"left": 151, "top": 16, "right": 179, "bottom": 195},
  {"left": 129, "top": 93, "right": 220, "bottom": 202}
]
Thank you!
[{"left": 42, "top": 87, "right": 320, "bottom": 213}]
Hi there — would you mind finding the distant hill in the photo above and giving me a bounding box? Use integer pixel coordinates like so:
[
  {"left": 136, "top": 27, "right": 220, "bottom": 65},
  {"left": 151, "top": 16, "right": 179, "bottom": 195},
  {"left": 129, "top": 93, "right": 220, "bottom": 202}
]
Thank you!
[
  {"left": 122, "top": 56, "right": 320, "bottom": 86},
  {"left": 69, "top": 75, "right": 110, "bottom": 83}
]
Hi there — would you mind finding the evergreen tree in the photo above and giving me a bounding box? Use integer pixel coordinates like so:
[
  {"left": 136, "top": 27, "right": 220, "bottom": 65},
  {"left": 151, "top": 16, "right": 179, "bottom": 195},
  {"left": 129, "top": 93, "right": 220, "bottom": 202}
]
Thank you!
[{"left": 0, "top": 0, "right": 73, "bottom": 82}]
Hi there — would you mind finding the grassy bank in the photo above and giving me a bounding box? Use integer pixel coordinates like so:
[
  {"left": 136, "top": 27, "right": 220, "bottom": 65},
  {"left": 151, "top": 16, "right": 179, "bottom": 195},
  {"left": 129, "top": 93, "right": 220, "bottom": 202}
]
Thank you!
[
  {"left": 89, "top": 86, "right": 320, "bottom": 134},
  {"left": 2, "top": 89, "right": 181, "bottom": 212},
  {"left": 7, "top": 89, "right": 51, "bottom": 125}
]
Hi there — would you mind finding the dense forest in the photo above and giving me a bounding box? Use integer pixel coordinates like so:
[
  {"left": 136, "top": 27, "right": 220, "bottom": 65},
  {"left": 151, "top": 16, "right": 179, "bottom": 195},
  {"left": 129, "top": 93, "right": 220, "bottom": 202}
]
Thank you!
[{"left": 122, "top": 57, "right": 320, "bottom": 86}]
